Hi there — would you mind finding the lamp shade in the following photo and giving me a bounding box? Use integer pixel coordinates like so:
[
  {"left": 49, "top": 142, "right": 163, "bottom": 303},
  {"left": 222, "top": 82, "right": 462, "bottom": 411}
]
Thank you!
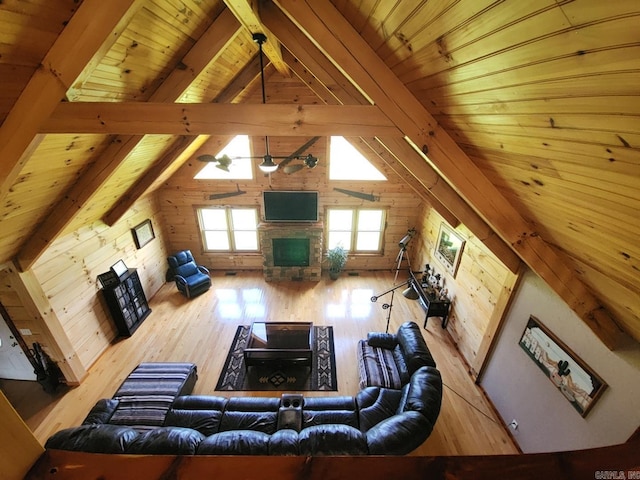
[
  {"left": 258, "top": 155, "right": 278, "bottom": 173},
  {"left": 402, "top": 284, "right": 420, "bottom": 300}
]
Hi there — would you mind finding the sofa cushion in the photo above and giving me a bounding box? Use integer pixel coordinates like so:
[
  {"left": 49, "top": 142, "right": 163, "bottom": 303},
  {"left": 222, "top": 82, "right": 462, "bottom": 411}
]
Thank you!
[
  {"left": 220, "top": 411, "right": 278, "bottom": 434},
  {"left": 197, "top": 430, "right": 271, "bottom": 455},
  {"left": 226, "top": 396, "right": 281, "bottom": 411},
  {"left": 357, "top": 339, "right": 403, "bottom": 389},
  {"left": 299, "top": 424, "right": 368, "bottom": 455},
  {"left": 164, "top": 409, "right": 223, "bottom": 437},
  {"left": 110, "top": 362, "right": 198, "bottom": 431},
  {"left": 126, "top": 427, "right": 204, "bottom": 455},
  {"left": 172, "top": 395, "right": 228, "bottom": 411},
  {"left": 356, "top": 387, "right": 403, "bottom": 432},
  {"left": 303, "top": 396, "right": 356, "bottom": 411},
  {"left": 113, "top": 362, "right": 198, "bottom": 399},
  {"left": 302, "top": 410, "right": 359, "bottom": 429},
  {"left": 396, "top": 322, "right": 436, "bottom": 373},
  {"left": 82, "top": 399, "right": 119, "bottom": 424},
  {"left": 392, "top": 345, "right": 410, "bottom": 384},
  {"left": 45, "top": 424, "right": 138, "bottom": 454}
]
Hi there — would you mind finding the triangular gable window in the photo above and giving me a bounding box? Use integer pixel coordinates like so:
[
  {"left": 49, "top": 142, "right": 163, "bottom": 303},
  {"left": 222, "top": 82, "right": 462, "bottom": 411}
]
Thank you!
[
  {"left": 195, "top": 135, "right": 253, "bottom": 179},
  {"left": 329, "top": 136, "right": 386, "bottom": 181}
]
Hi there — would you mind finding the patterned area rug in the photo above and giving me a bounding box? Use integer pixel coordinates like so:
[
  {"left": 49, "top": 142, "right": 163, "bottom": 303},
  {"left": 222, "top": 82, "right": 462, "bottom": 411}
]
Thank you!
[{"left": 215, "top": 325, "right": 337, "bottom": 391}]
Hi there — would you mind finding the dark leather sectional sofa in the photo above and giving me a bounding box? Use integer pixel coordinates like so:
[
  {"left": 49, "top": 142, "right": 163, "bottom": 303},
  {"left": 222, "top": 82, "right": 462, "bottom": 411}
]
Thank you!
[{"left": 46, "top": 322, "right": 443, "bottom": 456}]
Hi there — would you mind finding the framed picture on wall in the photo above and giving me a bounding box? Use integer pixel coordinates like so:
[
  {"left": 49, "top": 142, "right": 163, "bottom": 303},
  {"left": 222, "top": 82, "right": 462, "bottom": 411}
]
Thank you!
[
  {"left": 132, "top": 219, "right": 155, "bottom": 249},
  {"left": 434, "top": 222, "right": 465, "bottom": 277},
  {"left": 519, "top": 316, "right": 607, "bottom": 417}
]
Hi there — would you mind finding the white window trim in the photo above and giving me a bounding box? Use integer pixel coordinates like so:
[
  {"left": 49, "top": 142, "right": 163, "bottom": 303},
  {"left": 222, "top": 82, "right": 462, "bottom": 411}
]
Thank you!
[
  {"left": 326, "top": 207, "right": 386, "bottom": 254},
  {"left": 197, "top": 207, "right": 259, "bottom": 252}
]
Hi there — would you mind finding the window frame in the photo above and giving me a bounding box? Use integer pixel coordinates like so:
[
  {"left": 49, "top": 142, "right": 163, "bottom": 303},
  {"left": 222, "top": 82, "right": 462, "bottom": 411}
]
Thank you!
[
  {"left": 196, "top": 206, "right": 260, "bottom": 253},
  {"left": 325, "top": 207, "right": 386, "bottom": 254}
]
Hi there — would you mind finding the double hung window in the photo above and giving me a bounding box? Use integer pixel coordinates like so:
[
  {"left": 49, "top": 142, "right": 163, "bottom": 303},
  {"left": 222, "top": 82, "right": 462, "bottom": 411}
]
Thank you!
[{"left": 197, "top": 207, "right": 259, "bottom": 252}]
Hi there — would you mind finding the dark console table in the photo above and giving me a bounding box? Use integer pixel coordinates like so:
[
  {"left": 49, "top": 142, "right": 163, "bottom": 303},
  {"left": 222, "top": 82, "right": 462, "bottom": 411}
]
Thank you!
[{"left": 409, "top": 270, "right": 451, "bottom": 329}]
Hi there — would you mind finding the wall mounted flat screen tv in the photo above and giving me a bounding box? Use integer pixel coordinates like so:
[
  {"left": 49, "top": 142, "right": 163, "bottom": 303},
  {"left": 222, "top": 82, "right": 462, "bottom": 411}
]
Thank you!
[{"left": 263, "top": 191, "right": 318, "bottom": 222}]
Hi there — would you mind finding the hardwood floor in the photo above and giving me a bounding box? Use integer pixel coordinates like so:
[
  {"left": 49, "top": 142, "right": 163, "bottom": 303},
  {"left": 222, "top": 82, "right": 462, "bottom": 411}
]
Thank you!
[{"left": 5, "top": 271, "right": 517, "bottom": 455}]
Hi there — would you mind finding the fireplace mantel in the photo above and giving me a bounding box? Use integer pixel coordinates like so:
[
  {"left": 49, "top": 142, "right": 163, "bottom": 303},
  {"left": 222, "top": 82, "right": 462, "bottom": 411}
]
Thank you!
[{"left": 259, "top": 222, "right": 323, "bottom": 281}]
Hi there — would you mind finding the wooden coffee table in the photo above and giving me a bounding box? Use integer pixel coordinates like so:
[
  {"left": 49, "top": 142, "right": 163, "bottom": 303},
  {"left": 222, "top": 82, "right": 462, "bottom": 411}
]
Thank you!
[{"left": 243, "top": 322, "right": 313, "bottom": 370}]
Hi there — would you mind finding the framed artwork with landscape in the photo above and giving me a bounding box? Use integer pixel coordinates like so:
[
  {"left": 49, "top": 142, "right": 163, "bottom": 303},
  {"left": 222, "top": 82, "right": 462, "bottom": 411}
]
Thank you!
[
  {"left": 519, "top": 316, "right": 607, "bottom": 417},
  {"left": 434, "top": 223, "right": 465, "bottom": 278}
]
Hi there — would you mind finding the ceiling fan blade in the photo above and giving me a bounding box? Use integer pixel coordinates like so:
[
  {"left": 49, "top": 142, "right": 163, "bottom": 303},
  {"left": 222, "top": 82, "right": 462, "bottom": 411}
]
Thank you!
[
  {"left": 279, "top": 136, "right": 321, "bottom": 167},
  {"left": 283, "top": 164, "right": 305, "bottom": 174},
  {"left": 197, "top": 154, "right": 217, "bottom": 162}
]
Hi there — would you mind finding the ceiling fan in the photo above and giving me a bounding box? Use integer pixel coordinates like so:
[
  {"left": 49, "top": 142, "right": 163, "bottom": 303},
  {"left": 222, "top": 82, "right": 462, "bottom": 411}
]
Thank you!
[{"left": 197, "top": 33, "right": 319, "bottom": 174}]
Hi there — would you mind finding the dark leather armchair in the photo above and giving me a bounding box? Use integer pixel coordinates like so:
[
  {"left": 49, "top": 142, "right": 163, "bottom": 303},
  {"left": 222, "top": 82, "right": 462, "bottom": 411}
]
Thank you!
[{"left": 167, "top": 250, "right": 211, "bottom": 298}]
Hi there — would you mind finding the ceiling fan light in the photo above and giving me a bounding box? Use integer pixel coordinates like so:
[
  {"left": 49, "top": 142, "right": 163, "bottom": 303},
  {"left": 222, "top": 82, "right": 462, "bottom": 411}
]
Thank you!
[{"left": 258, "top": 155, "right": 278, "bottom": 173}]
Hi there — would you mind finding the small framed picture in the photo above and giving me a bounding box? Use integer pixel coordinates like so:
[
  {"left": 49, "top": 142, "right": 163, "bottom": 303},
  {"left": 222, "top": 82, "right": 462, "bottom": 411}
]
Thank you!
[
  {"left": 132, "top": 219, "right": 155, "bottom": 249},
  {"left": 110, "top": 260, "right": 128, "bottom": 278}
]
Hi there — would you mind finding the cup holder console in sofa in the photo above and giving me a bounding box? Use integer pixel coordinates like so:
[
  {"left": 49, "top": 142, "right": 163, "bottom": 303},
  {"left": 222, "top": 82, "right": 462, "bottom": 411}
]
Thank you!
[{"left": 46, "top": 322, "right": 443, "bottom": 456}]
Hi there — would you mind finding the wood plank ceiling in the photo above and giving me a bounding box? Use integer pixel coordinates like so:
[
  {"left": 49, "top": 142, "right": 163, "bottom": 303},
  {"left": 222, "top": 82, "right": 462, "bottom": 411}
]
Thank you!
[{"left": 0, "top": 0, "right": 638, "bottom": 347}]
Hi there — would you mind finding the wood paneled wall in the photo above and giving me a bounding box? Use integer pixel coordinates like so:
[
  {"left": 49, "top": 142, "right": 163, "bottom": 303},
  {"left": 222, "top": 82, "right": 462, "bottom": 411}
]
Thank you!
[
  {"left": 159, "top": 137, "right": 425, "bottom": 273},
  {"left": 412, "top": 206, "right": 518, "bottom": 372},
  {"left": 0, "top": 196, "right": 170, "bottom": 374}
]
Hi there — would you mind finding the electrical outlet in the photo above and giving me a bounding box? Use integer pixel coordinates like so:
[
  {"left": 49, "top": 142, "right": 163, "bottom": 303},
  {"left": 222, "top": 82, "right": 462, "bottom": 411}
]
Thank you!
[
  {"left": 509, "top": 419, "right": 518, "bottom": 430},
  {"left": 19, "top": 328, "right": 32, "bottom": 336}
]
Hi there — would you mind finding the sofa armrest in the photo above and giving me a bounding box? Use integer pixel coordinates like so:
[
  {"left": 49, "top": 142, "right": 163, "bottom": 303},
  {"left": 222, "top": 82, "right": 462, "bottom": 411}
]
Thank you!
[
  {"left": 367, "top": 332, "right": 397, "bottom": 349},
  {"left": 197, "top": 265, "right": 210, "bottom": 275},
  {"left": 82, "top": 399, "right": 119, "bottom": 424},
  {"left": 365, "top": 410, "right": 433, "bottom": 455},
  {"left": 45, "top": 424, "right": 139, "bottom": 454}
]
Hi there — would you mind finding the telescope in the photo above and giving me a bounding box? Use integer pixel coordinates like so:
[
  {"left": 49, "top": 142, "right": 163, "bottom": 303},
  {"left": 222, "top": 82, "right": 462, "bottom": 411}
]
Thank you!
[{"left": 398, "top": 229, "right": 416, "bottom": 250}]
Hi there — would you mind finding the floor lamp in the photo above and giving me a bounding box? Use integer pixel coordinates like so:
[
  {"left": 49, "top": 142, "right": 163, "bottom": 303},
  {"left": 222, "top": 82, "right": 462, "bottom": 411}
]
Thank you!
[{"left": 371, "top": 279, "right": 420, "bottom": 333}]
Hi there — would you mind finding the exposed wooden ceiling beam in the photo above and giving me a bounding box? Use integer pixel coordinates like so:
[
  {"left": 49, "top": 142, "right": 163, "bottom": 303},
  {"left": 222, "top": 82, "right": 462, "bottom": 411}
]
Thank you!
[
  {"left": 222, "top": 0, "right": 289, "bottom": 76},
  {"left": 375, "top": 136, "right": 520, "bottom": 273},
  {"left": 272, "top": 0, "right": 625, "bottom": 348},
  {"left": 261, "top": 1, "right": 519, "bottom": 273},
  {"left": 16, "top": 9, "right": 243, "bottom": 271},
  {"left": 104, "top": 51, "right": 264, "bottom": 227},
  {"left": 0, "top": 0, "right": 144, "bottom": 208},
  {"left": 267, "top": 17, "right": 368, "bottom": 105},
  {"left": 42, "top": 103, "right": 400, "bottom": 136},
  {"left": 354, "top": 137, "right": 460, "bottom": 225}
]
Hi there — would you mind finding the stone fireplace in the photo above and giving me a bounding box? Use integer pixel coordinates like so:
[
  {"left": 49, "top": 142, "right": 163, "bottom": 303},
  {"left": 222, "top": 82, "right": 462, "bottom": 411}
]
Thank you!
[{"left": 259, "top": 222, "right": 323, "bottom": 281}]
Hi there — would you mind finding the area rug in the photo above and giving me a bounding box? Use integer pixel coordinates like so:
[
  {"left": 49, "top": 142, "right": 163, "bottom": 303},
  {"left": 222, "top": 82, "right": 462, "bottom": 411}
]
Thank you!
[{"left": 215, "top": 325, "right": 337, "bottom": 391}]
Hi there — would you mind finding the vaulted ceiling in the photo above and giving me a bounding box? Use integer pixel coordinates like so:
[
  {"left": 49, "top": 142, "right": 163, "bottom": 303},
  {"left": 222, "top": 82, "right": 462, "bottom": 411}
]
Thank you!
[{"left": 0, "top": 0, "right": 638, "bottom": 348}]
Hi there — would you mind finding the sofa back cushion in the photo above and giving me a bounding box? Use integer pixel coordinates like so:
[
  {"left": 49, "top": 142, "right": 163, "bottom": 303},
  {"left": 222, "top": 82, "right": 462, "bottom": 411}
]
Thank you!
[
  {"left": 164, "top": 409, "right": 223, "bottom": 437},
  {"left": 220, "top": 411, "right": 278, "bottom": 434},
  {"left": 396, "top": 322, "right": 436, "bottom": 373},
  {"left": 356, "top": 387, "right": 403, "bottom": 432}
]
